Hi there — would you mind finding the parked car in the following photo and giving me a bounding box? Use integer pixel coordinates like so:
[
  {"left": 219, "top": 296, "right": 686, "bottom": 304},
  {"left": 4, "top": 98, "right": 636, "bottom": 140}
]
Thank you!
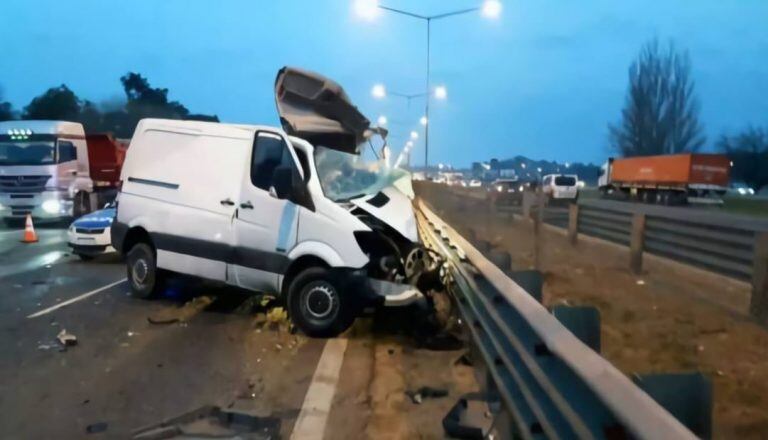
[
  {"left": 542, "top": 174, "right": 579, "bottom": 202},
  {"left": 67, "top": 203, "right": 116, "bottom": 260},
  {"left": 468, "top": 179, "right": 482, "bottom": 188},
  {"left": 112, "top": 67, "right": 442, "bottom": 337}
]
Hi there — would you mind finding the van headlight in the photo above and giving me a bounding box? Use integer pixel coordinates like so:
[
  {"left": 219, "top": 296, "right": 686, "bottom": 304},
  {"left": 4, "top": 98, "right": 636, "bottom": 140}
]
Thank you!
[{"left": 42, "top": 200, "right": 62, "bottom": 214}]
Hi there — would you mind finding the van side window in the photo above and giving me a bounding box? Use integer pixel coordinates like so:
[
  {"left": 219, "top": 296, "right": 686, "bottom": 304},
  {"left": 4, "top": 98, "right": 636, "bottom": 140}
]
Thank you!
[
  {"left": 251, "top": 132, "right": 295, "bottom": 191},
  {"left": 57, "top": 141, "right": 77, "bottom": 163}
]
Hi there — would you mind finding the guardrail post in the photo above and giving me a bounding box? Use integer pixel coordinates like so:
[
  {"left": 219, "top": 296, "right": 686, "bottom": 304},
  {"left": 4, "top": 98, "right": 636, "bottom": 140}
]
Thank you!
[
  {"left": 630, "top": 213, "right": 646, "bottom": 274},
  {"left": 750, "top": 232, "right": 768, "bottom": 323},
  {"left": 534, "top": 188, "right": 544, "bottom": 270},
  {"left": 568, "top": 203, "right": 579, "bottom": 245}
]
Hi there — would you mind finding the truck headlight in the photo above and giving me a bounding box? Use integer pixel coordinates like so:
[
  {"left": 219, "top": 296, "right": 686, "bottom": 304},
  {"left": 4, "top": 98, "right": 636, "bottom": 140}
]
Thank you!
[{"left": 42, "top": 200, "right": 62, "bottom": 214}]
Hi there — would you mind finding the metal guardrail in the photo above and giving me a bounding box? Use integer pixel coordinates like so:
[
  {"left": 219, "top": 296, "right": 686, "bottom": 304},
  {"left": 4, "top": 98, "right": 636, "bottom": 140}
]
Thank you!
[
  {"left": 416, "top": 200, "right": 697, "bottom": 440},
  {"left": 576, "top": 200, "right": 765, "bottom": 281}
]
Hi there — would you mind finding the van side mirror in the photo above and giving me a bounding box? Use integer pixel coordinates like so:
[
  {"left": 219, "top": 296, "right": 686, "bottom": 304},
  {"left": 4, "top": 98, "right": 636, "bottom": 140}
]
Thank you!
[{"left": 272, "top": 166, "right": 315, "bottom": 211}]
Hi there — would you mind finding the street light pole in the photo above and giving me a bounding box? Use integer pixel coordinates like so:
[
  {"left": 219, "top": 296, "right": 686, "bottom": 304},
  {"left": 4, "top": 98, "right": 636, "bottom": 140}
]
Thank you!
[{"left": 375, "top": 5, "right": 484, "bottom": 171}]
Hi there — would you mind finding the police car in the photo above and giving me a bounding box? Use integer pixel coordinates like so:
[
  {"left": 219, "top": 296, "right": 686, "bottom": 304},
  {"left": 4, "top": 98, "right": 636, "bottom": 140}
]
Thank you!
[{"left": 67, "top": 203, "right": 116, "bottom": 260}]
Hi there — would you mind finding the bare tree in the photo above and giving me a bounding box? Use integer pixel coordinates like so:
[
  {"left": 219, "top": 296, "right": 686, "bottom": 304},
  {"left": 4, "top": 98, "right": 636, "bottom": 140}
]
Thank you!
[{"left": 609, "top": 39, "right": 705, "bottom": 156}]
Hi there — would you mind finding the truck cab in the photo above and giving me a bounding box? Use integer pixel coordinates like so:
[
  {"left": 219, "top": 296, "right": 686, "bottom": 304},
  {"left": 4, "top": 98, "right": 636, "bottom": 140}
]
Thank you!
[{"left": 0, "top": 121, "right": 90, "bottom": 222}]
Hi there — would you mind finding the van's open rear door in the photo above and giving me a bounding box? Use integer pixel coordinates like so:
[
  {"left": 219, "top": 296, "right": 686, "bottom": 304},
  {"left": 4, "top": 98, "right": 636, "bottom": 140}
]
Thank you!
[{"left": 275, "top": 66, "right": 375, "bottom": 154}]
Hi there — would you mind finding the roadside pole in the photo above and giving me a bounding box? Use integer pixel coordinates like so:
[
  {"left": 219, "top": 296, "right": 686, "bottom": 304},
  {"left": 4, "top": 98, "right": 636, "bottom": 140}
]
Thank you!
[
  {"left": 568, "top": 203, "right": 579, "bottom": 245},
  {"left": 750, "top": 232, "right": 768, "bottom": 323},
  {"left": 534, "top": 188, "right": 544, "bottom": 270},
  {"left": 629, "top": 213, "right": 646, "bottom": 274}
]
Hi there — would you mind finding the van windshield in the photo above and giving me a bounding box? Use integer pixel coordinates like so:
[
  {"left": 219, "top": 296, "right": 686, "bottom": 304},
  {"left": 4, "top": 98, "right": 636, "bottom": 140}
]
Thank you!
[
  {"left": 314, "top": 146, "right": 410, "bottom": 202},
  {"left": 0, "top": 141, "right": 56, "bottom": 165}
]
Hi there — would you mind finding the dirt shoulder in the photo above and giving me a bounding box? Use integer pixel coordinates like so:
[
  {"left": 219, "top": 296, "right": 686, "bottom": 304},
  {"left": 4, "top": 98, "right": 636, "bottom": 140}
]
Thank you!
[{"left": 418, "top": 185, "right": 768, "bottom": 439}]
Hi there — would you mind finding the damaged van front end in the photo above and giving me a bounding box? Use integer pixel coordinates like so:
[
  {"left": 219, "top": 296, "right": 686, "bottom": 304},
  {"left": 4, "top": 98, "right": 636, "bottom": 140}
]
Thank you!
[{"left": 276, "top": 67, "right": 443, "bottom": 313}]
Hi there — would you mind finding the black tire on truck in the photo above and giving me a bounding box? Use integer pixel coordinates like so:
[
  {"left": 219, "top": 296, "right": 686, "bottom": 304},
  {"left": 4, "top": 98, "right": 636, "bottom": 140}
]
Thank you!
[
  {"left": 126, "top": 243, "right": 164, "bottom": 299},
  {"left": 73, "top": 191, "right": 91, "bottom": 218},
  {"left": 287, "top": 267, "right": 354, "bottom": 338}
]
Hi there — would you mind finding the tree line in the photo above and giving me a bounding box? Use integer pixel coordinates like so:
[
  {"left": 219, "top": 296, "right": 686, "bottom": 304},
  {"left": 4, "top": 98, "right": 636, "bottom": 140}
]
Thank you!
[
  {"left": 609, "top": 39, "right": 767, "bottom": 192},
  {"left": 0, "top": 73, "right": 218, "bottom": 138}
]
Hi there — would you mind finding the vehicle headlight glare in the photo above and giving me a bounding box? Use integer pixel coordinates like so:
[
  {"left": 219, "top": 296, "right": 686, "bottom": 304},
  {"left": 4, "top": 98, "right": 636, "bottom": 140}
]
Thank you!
[{"left": 42, "top": 200, "right": 61, "bottom": 214}]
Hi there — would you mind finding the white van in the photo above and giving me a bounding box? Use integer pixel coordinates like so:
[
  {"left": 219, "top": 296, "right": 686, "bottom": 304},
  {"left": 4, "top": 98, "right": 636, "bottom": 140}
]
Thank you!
[
  {"left": 113, "top": 67, "right": 438, "bottom": 337},
  {"left": 542, "top": 174, "right": 579, "bottom": 201}
]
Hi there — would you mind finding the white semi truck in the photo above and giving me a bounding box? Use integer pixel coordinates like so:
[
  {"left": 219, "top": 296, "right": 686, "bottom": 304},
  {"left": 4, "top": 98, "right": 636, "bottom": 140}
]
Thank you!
[{"left": 0, "top": 120, "right": 126, "bottom": 223}]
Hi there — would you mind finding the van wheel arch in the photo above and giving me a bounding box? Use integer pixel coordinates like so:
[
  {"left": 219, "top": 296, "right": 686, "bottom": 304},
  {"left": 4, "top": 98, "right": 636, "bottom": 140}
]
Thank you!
[
  {"left": 123, "top": 226, "right": 154, "bottom": 256},
  {"left": 281, "top": 255, "right": 329, "bottom": 298}
]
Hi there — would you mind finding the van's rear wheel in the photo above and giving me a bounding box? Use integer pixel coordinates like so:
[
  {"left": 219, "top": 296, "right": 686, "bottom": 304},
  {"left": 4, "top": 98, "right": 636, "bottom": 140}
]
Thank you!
[
  {"left": 287, "top": 267, "right": 353, "bottom": 338},
  {"left": 126, "top": 243, "right": 163, "bottom": 299}
]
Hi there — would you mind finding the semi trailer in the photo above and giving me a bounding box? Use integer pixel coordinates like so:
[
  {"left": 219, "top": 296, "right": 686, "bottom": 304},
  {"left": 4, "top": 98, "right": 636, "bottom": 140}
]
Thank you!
[
  {"left": 598, "top": 153, "right": 730, "bottom": 205},
  {"left": 0, "top": 120, "right": 127, "bottom": 223}
]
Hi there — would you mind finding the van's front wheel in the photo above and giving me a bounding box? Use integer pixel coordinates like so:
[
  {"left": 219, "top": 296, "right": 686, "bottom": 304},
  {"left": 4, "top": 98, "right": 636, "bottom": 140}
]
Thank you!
[
  {"left": 287, "top": 268, "right": 353, "bottom": 338},
  {"left": 126, "top": 243, "right": 163, "bottom": 299}
]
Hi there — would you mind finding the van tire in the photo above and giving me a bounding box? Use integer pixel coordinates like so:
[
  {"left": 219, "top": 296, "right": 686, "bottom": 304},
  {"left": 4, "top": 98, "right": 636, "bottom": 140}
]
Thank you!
[
  {"left": 126, "top": 243, "right": 163, "bottom": 299},
  {"left": 287, "top": 267, "right": 353, "bottom": 338}
]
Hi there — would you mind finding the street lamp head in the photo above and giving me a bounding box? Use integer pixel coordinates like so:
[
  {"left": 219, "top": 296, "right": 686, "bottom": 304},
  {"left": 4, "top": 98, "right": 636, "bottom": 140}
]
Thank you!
[
  {"left": 434, "top": 85, "right": 447, "bottom": 100},
  {"left": 406, "top": 141, "right": 414, "bottom": 148},
  {"left": 377, "top": 115, "right": 388, "bottom": 125},
  {"left": 371, "top": 83, "right": 386, "bottom": 99},
  {"left": 410, "top": 131, "right": 419, "bottom": 140},
  {"left": 420, "top": 116, "right": 428, "bottom": 126},
  {"left": 354, "top": 0, "right": 380, "bottom": 20},
  {"left": 481, "top": 0, "right": 502, "bottom": 19}
]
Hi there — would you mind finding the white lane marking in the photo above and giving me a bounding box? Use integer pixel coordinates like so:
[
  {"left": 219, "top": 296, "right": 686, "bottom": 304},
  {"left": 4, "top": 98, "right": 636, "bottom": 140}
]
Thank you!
[
  {"left": 290, "top": 338, "right": 349, "bottom": 440},
  {"left": 27, "top": 279, "right": 127, "bottom": 318}
]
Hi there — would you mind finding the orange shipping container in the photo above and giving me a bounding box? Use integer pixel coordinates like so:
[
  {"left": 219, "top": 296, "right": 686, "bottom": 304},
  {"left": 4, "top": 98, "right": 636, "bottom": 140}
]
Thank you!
[{"left": 610, "top": 154, "right": 730, "bottom": 187}]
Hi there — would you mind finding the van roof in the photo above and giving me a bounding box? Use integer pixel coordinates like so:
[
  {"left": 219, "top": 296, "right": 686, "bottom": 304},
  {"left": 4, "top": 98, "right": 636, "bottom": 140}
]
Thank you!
[
  {"left": 0, "top": 120, "right": 85, "bottom": 136},
  {"left": 136, "top": 118, "right": 284, "bottom": 140}
]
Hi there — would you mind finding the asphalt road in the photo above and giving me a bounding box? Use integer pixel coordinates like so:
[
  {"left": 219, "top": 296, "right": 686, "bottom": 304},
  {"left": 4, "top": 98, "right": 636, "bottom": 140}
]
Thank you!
[{"left": 0, "top": 222, "right": 327, "bottom": 438}]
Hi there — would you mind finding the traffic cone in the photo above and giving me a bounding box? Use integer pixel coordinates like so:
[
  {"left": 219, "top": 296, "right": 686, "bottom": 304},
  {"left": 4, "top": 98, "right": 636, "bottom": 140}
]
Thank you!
[{"left": 21, "top": 214, "right": 38, "bottom": 243}]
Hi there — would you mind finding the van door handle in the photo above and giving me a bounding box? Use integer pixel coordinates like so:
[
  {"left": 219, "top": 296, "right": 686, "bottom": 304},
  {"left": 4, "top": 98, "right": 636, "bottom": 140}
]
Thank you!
[
  {"left": 220, "top": 198, "right": 235, "bottom": 206},
  {"left": 240, "top": 201, "right": 254, "bottom": 209}
]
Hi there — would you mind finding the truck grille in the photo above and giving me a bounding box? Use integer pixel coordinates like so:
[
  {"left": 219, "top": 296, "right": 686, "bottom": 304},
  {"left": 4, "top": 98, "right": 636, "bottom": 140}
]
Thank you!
[
  {"left": 10, "top": 205, "right": 35, "bottom": 216},
  {"left": 0, "top": 175, "right": 50, "bottom": 193}
]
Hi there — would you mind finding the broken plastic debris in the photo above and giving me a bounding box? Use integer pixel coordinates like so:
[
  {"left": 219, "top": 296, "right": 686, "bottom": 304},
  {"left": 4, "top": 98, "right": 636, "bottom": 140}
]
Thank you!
[
  {"left": 57, "top": 329, "right": 77, "bottom": 347},
  {"left": 406, "top": 386, "right": 449, "bottom": 404},
  {"left": 85, "top": 422, "right": 108, "bottom": 434}
]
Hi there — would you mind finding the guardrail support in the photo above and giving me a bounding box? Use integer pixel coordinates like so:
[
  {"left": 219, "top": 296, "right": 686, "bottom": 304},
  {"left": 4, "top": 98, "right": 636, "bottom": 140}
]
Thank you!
[
  {"left": 568, "top": 203, "right": 579, "bottom": 245},
  {"left": 750, "top": 232, "right": 768, "bottom": 323},
  {"left": 630, "top": 213, "right": 646, "bottom": 274}
]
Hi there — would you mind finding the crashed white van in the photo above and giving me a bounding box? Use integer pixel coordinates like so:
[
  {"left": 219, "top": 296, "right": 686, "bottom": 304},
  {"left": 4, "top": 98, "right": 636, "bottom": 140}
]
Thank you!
[{"left": 113, "top": 67, "right": 439, "bottom": 336}]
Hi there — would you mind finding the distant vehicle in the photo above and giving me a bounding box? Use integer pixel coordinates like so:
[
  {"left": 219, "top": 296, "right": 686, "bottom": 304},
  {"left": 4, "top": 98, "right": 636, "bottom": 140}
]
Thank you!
[
  {"left": 728, "top": 182, "right": 755, "bottom": 196},
  {"left": 542, "top": 174, "right": 579, "bottom": 202},
  {"left": 468, "top": 179, "right": 482, "bottom": 188},
  {"left": 489, "top": 178, "right": 523, "bottom": 205},
  {"left": 0, "top": 120, "right": 127, "bottom": 223},
  {"left": 598, "top": 154, "right": 730, "bottom": 205},
  {"left": 68, "top": 203, "right": 116, "bottom": 260},
  {"left": 112, "top": 67, "right": 441, "bottom": 337}
]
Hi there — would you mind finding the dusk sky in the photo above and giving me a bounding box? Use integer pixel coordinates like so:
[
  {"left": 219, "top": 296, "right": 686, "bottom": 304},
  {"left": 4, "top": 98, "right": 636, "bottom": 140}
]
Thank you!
[{"left": 1, "top": 0, "right": 766, "bottom": 166}]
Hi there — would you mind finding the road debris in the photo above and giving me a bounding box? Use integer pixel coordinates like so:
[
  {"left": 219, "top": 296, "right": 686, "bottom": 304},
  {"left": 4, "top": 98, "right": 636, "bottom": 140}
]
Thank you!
[
  {"left": 406, "top": 386, "right": 449, "bottom": 404},
  {"left": 85, "top": 422, "right": 108, "bottom": 434},
  {"left": 147, "top": 295, "right": 214, "bottom": 325},
  {"left": 57, "top": 329, "right": 77, "bottom": 347},
  {"left": 636, "top": 279, "right": 645, "bottom": 286},
  {"left": 454, "top": 353, "right": 473, "bottom": 367},
  {"left": 131, "top": 405, "right": 280, "bottom": 440}
]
